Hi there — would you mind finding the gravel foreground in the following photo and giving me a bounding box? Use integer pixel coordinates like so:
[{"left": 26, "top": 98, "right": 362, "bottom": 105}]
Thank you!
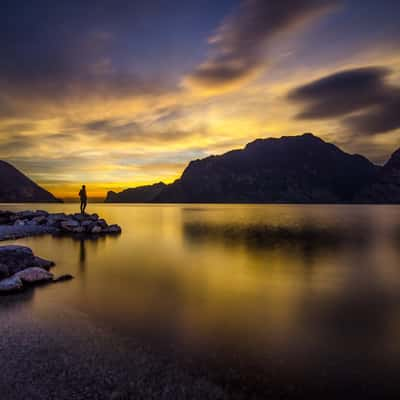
[
  {"left": 0, "top": 293, "right": 227, "bottom": 400},
  {"left": 3, "top": 292, "right": 400, "bottom": 400}
]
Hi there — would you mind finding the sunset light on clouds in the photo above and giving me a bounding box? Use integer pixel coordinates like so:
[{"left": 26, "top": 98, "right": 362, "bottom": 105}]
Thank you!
[{"left": 1, "top": 0, "right": 399, "bottom": 199}]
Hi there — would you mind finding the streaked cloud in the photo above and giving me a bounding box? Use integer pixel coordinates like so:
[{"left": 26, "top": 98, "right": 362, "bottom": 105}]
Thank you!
[
  {"left": 289, "top": 66, "right": 400, "bottom": 135},
  {"left": 81, "top": 118, "right": 199, "bottom": 144},
  {"left": 184, "top": 0, "right": 337, "bottom": 93}
]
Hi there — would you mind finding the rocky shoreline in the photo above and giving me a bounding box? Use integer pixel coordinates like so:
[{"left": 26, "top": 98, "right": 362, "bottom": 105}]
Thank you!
[
  {"left": 0, "top": 209, "right": 122, "bottom": 294},
  {"left": 0, "top": 245, "right": 73, "bottom": 294},
  {"left": 0, "top": 210, "right": 122, "bottom": 241}
]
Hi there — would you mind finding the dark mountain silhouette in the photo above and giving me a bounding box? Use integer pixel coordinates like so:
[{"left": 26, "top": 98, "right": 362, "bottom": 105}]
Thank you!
[
  {"left": 356, "top": 149, "right": 400, "bottom": 203},
  {"left": 156, "top": 133, "right": 378, "bottom": 203},
  {"left": 105, "top": 182, "right": 166, "bottom": 203},
  {"left": 106, "top": 133, "right": 392, "bottom": 203},
  {"left": 0, "top": 160, "right": 61, "bottom": 203}
]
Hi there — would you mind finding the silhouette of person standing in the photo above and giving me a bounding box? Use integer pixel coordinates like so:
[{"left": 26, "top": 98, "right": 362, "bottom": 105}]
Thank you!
[{"left": 79, "top": 185, "right": 87, "bottom": 214}]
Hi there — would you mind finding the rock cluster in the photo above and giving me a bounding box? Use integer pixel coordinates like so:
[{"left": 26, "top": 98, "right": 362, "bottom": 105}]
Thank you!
[
  {"left": 0, "top": 245, "right": 54, "bottom": 279},
  {"left": 0, "top": 245, "right": 73, "bottom": 294},
  {"left": 0, "top": 210, "right": 122, "bottom": 237}
]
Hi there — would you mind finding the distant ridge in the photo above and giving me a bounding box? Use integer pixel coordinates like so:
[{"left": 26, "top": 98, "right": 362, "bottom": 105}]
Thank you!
[
  {"left": 356, "top": 148, "right": 400, "bottom": 203},
  {"left": 105, "top": 182, "right": 166, "bottom": 203},
  {"left": 106, "top": 133, "right": 400, "bottom": 204},
  {"left": 0, "top": 160, "right": 61, "bottom": 203}
]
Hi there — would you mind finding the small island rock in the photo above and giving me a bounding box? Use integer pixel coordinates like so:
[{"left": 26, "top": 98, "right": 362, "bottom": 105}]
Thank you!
[{"left": 1, "top": 210, "right": 122, "bottom": 240}]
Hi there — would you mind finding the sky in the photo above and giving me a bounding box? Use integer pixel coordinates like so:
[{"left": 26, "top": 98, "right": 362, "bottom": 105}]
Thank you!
[{"left": 0, "top": 0, "right": 399, "bottom": 199}]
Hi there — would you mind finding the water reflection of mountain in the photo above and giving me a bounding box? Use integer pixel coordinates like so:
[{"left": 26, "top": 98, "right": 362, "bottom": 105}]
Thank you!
[{"left": 183, "top": 221, "right": 373, "bottom": 253}]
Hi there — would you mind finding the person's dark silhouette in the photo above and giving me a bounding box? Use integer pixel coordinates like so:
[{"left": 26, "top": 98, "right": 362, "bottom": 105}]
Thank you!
[{"left": 79, "top": 185, "right": 87, "bottom": 214}]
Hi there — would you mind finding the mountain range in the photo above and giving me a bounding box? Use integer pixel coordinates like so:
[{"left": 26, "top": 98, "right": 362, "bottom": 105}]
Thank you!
[
  {"left": 2, "top": 133, "right": 400, "bottom": 204},
  {"left": 105, "top": 133, "right": 400, "bottom": 204},
  {"left": 0, "top": 161, "right": 61, "bottom": 203}
]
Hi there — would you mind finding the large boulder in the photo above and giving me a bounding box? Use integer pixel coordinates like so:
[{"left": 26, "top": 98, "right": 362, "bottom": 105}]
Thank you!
[
  {"left": 60, "top": 219, "right": 80, "bottom": 231},
  {"left": 108, "top": 224, "right": 122, "bottom": 234},
  {"left": 35, "top": 210, "right": 49, "bottom": 217},
  {"left": 16, "top": 210, "right": 38, "bottom": 220},
  {"left": 91, "top": 225, "right": 102, "bottom": 234},
  {"left": 34, "top": 256, "right": 55, "bottom": 270},
  {"left": 0, "top": 211, "right": 16, "bottom": 225},
  {"left": 0, "top": 245, "right": 34, "bottom": 275},
  {"left": 46, "top": 213, "right": 67, "bottom": 227},
  {"left": 32, "top": 215, "right": 47, "bottom": 225},
  {"left": 81, "top": 220, "right": 93, "bottom": 228},
  {"left": 15, "top": 267, "right": 53, "bottom": 283},
  {"left": 13, "top": 219, "right": 26, "bottom": 226},
  {"left": 0, "top": 245, "right": 54, "bottom": 277},
  {"left": 47, "top": 213, "right": 67, "bottom": 222},
  {"left": 90, "top": 214, "right": 99, "bottom": 221},
  {"left": 0, "top": 275, "right": 23, "bottom": 293},
  {"left": 0, "top": 245, "right": 60, "bottom": 293},
  {"left": 0, "top": 263, "right": 10, "bottom": 279},
  {"left": 97, "top": 219, "right": 108, "bottom": 229}
]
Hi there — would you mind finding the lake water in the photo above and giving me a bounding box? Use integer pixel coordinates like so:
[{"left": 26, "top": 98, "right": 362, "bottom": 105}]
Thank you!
[{"left": 3, "top": 203, "right": 400, "bottom": 395}]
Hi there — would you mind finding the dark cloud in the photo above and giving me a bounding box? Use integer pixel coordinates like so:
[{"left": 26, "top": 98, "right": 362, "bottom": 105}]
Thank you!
[
  {"left": 84, "top": 119, "right": 143, "bottom": 142},
  {"left": 42, "top": 133, "right": 75, "bottom": 142},
  {"left": 343, "top": 95, "right": 400, "bottom": 135},
  {"left": 288, "top": 66, "right": 400, "bottom": 135},
  {"left": 0, "top": 135, "right": 36, "bottom": 154},
  {"left": 0, "top": 71, "right": 167, "bottom": 113},
  {"left": 82, "top": 118, "right": 198, "bottom": 143},
  {"left": 0, "top": 122, "right": 37, "bottom": 133},
  {"left": 85, "top": 120, "right": 117, "bottom": 132},
  {"left": 186, "top": 0, "right": 336, "bottom": 90},
  {"left": 150, "top": 107, "right": 185, "bottom": 125},
  {"left": 0, "top": 131, "right": 76, "bottom": 156},
  {"left": 9, "top": 155, "right": 97, "bottom": 176},
  {"left": 0, "top": 0, "right": 178, "bottom": 117},
  {"left": 288, "top": 67, "right": 390, "bottom": 118}
]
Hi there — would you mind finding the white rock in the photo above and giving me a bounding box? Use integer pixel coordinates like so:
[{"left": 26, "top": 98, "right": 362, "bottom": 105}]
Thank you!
[
  {"left": 13, "top": 220, "right": 26, "bottom": 226},
  {"left": 0, "top": 275, "right": 23, "bottom": 292},
  {"left": 91, "top": 225, "right": 102, "bottom": 234},
  {"left": 15, "top": 267, "right": 53, "bottom": 283}
]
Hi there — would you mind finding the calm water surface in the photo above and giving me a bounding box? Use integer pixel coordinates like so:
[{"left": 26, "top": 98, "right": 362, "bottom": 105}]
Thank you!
[{"left": 3, "top": 203, "right": 400, "bottom": 391}]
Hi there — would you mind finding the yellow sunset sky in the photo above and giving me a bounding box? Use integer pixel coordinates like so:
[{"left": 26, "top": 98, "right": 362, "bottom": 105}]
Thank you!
[{"left": 1, "top": 0, "right": 399, "bottom": 199}]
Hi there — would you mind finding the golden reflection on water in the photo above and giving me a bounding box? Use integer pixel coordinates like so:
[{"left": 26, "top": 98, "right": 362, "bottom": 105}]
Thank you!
[{"left": 4, "top": 203, "right": 400, "bottom": 366}]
